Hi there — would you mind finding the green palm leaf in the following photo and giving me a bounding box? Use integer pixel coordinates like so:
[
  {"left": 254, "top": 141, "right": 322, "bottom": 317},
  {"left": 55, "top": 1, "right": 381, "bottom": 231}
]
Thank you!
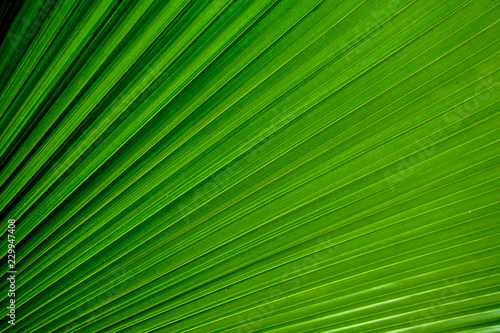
[{"left": 0, "top": 0, "right": 499, "bottom": 332}]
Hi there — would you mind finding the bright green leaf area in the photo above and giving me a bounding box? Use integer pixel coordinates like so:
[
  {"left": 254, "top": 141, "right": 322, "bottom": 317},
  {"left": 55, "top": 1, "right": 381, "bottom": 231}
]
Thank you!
[{"left": 0, "top": 0, "right": 499, "bottom": 332}]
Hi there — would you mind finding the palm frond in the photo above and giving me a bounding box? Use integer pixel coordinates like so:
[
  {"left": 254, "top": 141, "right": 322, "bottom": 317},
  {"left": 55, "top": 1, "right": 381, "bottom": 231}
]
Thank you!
[{"left": 0, "top": 0, "right": 499, "bottom": 332}]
